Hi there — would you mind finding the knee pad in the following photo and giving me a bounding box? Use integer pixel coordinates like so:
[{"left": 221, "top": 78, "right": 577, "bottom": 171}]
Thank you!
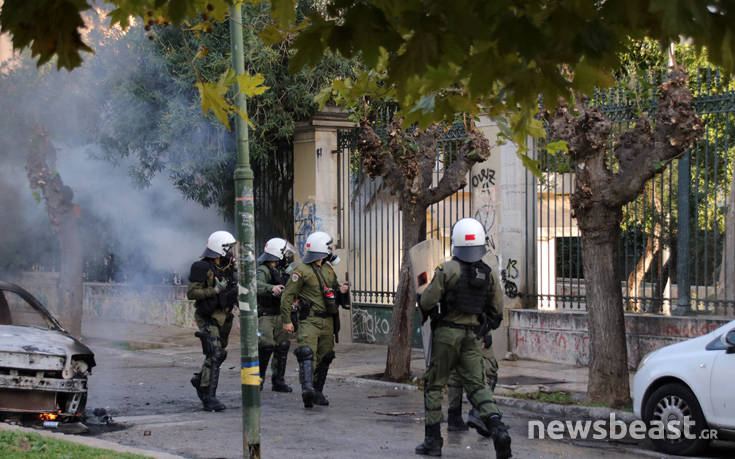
[
  {"left": 294, "top": 345, "right": 314, "bottom": 362},
  {"left": 214, "top": 348, "right": 227, "bottom": 365},
  {"left": 277, "top": 340, "right": 290, "bottom": 353}
]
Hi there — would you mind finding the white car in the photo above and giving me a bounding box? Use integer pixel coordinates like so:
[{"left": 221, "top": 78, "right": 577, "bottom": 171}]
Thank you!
[{"left": 633, "top": 319, "right": 735, "bottom": 455}]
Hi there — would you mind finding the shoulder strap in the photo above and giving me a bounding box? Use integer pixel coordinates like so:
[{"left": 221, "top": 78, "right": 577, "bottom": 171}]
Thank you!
[{"left": 310, "top": 263, "right": 327, "bottom": 290}]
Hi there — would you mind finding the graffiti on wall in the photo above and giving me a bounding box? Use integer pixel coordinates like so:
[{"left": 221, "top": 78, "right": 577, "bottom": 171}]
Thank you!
[
  {"left": 294, "top": 200, "right": 322, "bottom": 255},
  {"left": 501, "top": 258, "right": 521, "bottom": 298},
  {"left": 352, "top": 307, "right": 391, "bottom": 345},
  {"left": 471, "top": 167, "right": 496, "bottom": 192},
  {"left": 472, "top": 165, "right": 524, "bottom": 299}
]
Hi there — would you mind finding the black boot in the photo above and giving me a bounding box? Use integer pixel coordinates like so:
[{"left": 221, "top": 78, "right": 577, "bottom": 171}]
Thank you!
[
  {"left": 203, "top": 364, "right": 226, "bottom": 412},
  {"left": 447, "top": 406, "right": 469, "bottom": 432},
  {"left": 415, "top": 423, "right": 443, "bottom": 456},
  {"left": 487, "top": 416, "right": 512, "bottom": 459},
  {"left": 258, "top": 345, "right": 274, "bottom": 392},
  {"left": 190, "top": 372, "right": 206, "bottom": 402},
  {"left": 313, "top": 350, "right": 335, "bottom": 406},
  {"left": 467, "top": 410, "right": 511, "bottom": 458},
  {"left": 271, "top": 341, "right": 293, "bottom": 393},
  {"left": 294, "top": 346, "right": 315, "bottom": 408}
]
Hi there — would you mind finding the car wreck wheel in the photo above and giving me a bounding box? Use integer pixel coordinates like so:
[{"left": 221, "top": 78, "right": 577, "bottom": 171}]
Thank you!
[{"left": 643, "top": 382, "right": 710, "bottom": 456}]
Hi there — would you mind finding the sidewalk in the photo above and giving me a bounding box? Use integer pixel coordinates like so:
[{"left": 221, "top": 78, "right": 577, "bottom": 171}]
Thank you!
[{"left": 82, "top": 318, "right": 592, "bottom": 397}]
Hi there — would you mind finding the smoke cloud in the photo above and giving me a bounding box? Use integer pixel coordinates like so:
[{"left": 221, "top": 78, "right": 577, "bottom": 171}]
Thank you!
[{"left": 0, "top": 10, "right": 227, "bottom": 284}]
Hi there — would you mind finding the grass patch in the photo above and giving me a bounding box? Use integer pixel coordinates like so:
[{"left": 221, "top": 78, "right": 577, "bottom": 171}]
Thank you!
[
  {"left": 504, "top": 391, "right": 634, "bottom": 412},
  {"left": 0, "top": 430, "right": 149, "bottom": 458},
  {"left": 509, "top": 391, "right": 577, "bottom": 405}
]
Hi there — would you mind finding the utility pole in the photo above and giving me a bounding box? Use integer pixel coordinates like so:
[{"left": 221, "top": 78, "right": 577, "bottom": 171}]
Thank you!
[{"left": 229, "top": 4, "right": 260, "bottom": 457}]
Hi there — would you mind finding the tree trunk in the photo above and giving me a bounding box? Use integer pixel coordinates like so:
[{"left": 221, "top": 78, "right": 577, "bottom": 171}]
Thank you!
[
  {"left": 626, "top": 185, "right": 664, "bottom": 312},
  {"left": 651, "top": 246, "right": 672, "bottom": 314},
  {"left": 384, "top": 202, "right": 425, "bottom": 381},
  {"left": 26, "top": 127, "right": 83, "bottom": 337},
  {"left": 717, "top": 173, "right": 735, "bottom": 312},
  {"left": 579, "top": 210, "right": 631, "bottom": 407}
]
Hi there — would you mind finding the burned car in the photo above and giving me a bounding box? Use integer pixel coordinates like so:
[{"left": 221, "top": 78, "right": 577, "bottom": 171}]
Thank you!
[{"left": 0, "top": 281, "right": 95, "bottom": 420}]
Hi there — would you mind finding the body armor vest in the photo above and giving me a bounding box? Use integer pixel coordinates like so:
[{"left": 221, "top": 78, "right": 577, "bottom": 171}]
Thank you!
[
  {"left": 445, "top": 260, "right": 492, "bottom": 315},
  {"left": 258, "top": 263, "right": 286, "bottom": 314}
]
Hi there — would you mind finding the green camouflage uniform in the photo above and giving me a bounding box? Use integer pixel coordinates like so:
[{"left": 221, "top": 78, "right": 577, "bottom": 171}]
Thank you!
[
  {"left": 256, "top": 262, "right": 291, "bottom": 390},
  {"left": 281, "top": 260, "right": 342, "bottom": 407},
  {"left": 187, "top": 259, "right": 235, "bottom": 389},
  {"left": 419, "top": 258, "right": 502, "bottom": 428},
  {"left": 447, "top": 266, "right": 503, "bottom": 423},
  {"left": 281, "top": 261, "right": 340, "bottom": 365}
]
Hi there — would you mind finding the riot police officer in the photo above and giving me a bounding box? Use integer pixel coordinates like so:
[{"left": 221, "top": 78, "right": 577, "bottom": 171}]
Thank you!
[
  {"left": 416, "top": 218, "right": 511, "bottom": 458},
  {"left": 257, "top": 237, "right": 295, "bottom": 392},
  {"left": 281, "top": 231, "right": 349, "bottom": 408},
  {"left": 187, "top": 231, "right": 238, "bottom": 412},
  {"left": 447, "top": 264, "right": 504, "bottom": 431}
]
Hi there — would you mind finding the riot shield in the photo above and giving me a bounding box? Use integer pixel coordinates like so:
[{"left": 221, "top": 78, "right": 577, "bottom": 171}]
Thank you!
[{"left": 409, "top": 239, "right": 444, "bottom": 368}]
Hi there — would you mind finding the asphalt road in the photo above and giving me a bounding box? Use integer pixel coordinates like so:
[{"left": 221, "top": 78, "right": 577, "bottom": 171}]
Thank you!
[{"left": 83, "top": 337, "right": 734, "bottom": 459}]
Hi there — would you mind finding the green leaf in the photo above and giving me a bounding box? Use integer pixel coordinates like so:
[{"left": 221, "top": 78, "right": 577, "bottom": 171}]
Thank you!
[
  {"left": 194, "top": 81, "right": 231, "bottom": 130},
  {"left": 0, "top": 0, "right": 94, "bottom": 70},
  {"left": 519, "top": 153, "right": 542, "bottom": 178},
  {"left": 236, "top": 73, "right": 269, "bottom": 97},
  {"left": 545, "top": 140, "right": 568, "bottom": 155},
  {"left": 572, "top": 60, "right": 615, "bottom": 97},
  {"left": 270, "top": 0, "right": 297, "bottom": 29}
]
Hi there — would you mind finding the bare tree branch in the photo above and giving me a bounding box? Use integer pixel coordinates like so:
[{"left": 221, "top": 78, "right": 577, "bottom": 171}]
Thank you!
[
  {"left": 358, "top": 119, "right": 406, "bottom": 193},
  {"left": 424, "top": 126, "right": 491, "bottom": 206},
  {"left": 610, "top": 69, "right": 703, "bottom": 204}
]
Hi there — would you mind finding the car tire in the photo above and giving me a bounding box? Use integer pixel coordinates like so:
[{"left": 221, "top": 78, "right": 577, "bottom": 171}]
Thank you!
[{"left": 642, "top": 382, "right": 710, "bottom": 456}]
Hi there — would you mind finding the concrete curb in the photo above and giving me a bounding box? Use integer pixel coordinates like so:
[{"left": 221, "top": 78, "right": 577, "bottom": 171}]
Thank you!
[
  {"left": 335, "top": 375, "right": 637, "bottom": 423},
  {"left": 493, "top": 395, "right": 638, "bottom": 422},
  {"left": 0, "top": 422, "right": 185, "bottom": 459},
  {"left": 331, "top": 375, "right": 418, "bottom": 391}
]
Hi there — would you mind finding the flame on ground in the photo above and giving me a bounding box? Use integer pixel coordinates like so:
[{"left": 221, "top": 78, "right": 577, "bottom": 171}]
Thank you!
[{"left": 39, "top": 413, "right": 58, "bottom": 421}]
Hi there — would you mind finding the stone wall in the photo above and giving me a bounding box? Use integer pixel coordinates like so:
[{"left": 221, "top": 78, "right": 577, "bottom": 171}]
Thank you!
[
  {"left": 83, "top": 283, "right": 196, "bottom": 329},
  {"left": 6, "top": 272, "right": 198, "bottom": 329},
  {"left": 508, "top": 308, "right": 731, "bottom": 368}
]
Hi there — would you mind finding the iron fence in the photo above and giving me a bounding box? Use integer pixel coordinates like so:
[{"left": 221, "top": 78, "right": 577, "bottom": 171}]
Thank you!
[
  {"left": 337, "top": 119, "right": 473, "bottom": 344},
  {"left": 533, "top": 69, "right": 735, "bottom": 316}
]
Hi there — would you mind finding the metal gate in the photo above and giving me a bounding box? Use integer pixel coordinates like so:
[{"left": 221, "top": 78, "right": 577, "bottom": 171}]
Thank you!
[
  {"left": 532, "top": 69, "right": 735, "bottom": 316},
  {"left": 337, "top": 122, "right": 473, "bottom": 345}
]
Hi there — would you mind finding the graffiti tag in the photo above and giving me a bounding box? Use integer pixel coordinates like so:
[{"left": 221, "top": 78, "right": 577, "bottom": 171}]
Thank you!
[
  {"left": 501, "top": 258, "right": 521, "bottom": 298},
  {"left": 294, "top": 201, "right": 323, "bottom": 256},
  {"left": 471, "top": 168, "right": 496, "bottom": 192}
]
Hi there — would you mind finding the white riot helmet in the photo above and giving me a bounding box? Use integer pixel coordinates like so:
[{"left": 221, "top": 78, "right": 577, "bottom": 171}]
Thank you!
[
  {"left": 202, "top": 230, "right": 236, "bottom": 258},
  {"left": 451, "top": 218, "right": 487, "bottom": 262},
  {"left": 257, "top": 238, "right": 295, "bottom": 264},
  {"left": 302, "top": 231, "right": 333, "bottom": 264}
]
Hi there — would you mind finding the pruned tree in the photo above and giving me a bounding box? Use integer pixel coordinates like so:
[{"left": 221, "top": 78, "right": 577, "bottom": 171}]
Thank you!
[
  {"left": 548, "top": 69, "right": 703, "bottom": 405},
  {"left": 26, "top": 126, "right": 83, "bottom": 338},
  {"left": 357, "top": 117, "right": 490, "bottom": 380}
]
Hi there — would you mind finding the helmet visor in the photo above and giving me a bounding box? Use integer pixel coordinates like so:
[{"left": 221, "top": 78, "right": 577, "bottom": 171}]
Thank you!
[
  {"left": 303, "top": 251, "right": 329, "bottom": 264},
  {"left": 453, "top": 245, "right": 487, "bottom": 263}
]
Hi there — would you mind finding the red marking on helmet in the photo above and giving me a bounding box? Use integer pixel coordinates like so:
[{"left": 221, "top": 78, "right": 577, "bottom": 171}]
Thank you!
[{"left": 465, "top": 234, "right": 476, "bottom": 241}]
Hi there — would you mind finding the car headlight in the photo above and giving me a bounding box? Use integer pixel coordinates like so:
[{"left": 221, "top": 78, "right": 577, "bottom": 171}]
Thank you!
[{"left": 637, "top": 350, "right": 656, "bottom": 371}]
